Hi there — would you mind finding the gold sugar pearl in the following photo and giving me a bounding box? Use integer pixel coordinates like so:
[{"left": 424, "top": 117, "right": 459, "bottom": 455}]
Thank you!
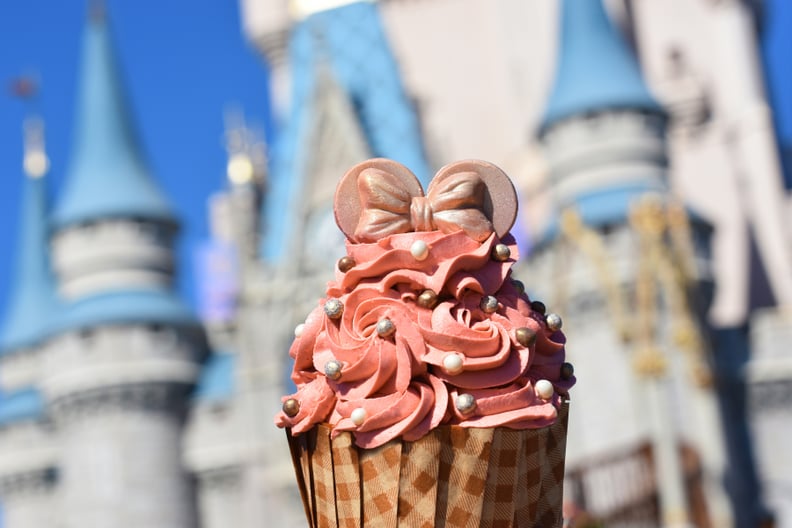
[
  {"left": 515, "top": 327, "right": 537, "bottom": 347},
  {"left": 282, "top": 398, "right": 300, "bottom": 417},
  {"left": 337, "top": 256, "right": 356, "bottom": 273},
  {"left": 417, "top": 289, "right": 439, "bottom": 309},
  {"left": 492, "top": 243, "right": 511, "bottom": 261}
]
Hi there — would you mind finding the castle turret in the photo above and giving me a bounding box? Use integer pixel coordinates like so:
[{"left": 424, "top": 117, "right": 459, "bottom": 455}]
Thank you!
[
  {"left": 50, "top": 12, "right": 177, "bottom": 300},
  {"left": 526, "top": 0, "right": 729, "bottom": 525},
  {"left": 40, "top": 12, "right": 204, "bottom": 527},
  {"left": 0, "top": 119, "right": 58, "bottom": 528},
  {"left": 537, "top": 0, "right": 665, "bottom": 223}
]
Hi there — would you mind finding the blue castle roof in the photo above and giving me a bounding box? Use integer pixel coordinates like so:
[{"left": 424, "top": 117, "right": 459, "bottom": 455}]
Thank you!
[
  {"left": 52, "top": 14, "right": 176, "bottom": 229},
  {"left": 0, "top": 175, "right": 58, "bottom": 355},
  {"left": 263, "top": 1, "right": 428, "bottom": 260},
  {"left": 0, "top": 387, "right": 44, "bottom": 426},
  {"left": 540, "top": 0, "right": 662, "bottom": 131},
  {"left": 48, "top": 289, "right": 199, "bottom": 335},
  {"left": 193, "top": 351, "right": 236, "bottom": 403}
]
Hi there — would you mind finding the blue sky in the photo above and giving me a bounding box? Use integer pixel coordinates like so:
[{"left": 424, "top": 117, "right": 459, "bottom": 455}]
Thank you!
[
  {"left": 0, "top": 1, "right": 273, "bottom": 308},
  {"left": 763, "top": 0, "right": 792, "bottom": 187}
]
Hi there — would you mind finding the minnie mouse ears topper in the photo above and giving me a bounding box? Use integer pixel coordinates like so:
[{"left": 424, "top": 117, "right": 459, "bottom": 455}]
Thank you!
[{"left": 334, "top": 158, "right": 518, "bottom": 244}]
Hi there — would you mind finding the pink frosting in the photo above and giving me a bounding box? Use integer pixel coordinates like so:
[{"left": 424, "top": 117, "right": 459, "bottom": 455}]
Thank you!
[{"left": 275, "top": 230, "right": 575, "bottom": 448}]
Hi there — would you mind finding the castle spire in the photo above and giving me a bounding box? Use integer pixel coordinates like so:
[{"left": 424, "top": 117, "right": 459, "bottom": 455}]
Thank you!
[
  {"left": 0, "top": 118, "right": 56, "bottom": 354},
  {"left": 540, "top": 0, "right": 662, "bottom": 131},
  {"left": 52, "top": 11, "right": 175, "bottom": 229}
]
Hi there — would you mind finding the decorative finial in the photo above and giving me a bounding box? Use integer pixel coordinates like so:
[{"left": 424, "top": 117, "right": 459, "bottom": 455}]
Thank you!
[
  {"left": 88, "top": 0, "right": 106, "bottom": 23},
  {"left": 223, "top": 107, "right": 268, "bottom": 187},
  {"left": 22, "top": 117, "right": 49, "bottom": 179}
]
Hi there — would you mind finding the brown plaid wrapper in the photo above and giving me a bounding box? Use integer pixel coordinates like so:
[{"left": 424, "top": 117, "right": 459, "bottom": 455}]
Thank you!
[{"left": 285, "top": 402, "right": 570, "bottom": 528}]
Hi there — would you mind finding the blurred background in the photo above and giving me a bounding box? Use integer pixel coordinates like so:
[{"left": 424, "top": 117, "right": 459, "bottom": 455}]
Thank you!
[{"left": 0, "top": 0, "right": 790, "bottom": 527}]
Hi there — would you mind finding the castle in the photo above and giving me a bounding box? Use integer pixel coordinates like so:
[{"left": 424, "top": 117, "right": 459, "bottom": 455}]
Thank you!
[{"left": 1, "top": 1, "right": 790, "bottom": 527}]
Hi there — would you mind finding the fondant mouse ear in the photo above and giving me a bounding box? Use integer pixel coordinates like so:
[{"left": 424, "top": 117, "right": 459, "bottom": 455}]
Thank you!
[
  {"left": 334, "top": 158, "right": 423, "bottom": 242},
  {"left": 429, "top": 160, "right": 518, "bottom": 238}
]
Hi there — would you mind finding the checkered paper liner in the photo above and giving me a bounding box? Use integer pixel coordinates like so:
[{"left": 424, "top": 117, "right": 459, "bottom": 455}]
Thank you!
[{"left": 286, "top": 402, "right": 569, "bottom": 528}]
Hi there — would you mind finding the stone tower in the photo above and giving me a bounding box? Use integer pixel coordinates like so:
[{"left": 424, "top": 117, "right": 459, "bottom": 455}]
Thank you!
[
  {"left": 0, "top": 119, "right": 58, "bottom": 528},
  {"left": 39, "top": 12, "right": 204, "bottom": 528},
  {"left": 524, "top": 0, "right": 729, "bottom": 525}
]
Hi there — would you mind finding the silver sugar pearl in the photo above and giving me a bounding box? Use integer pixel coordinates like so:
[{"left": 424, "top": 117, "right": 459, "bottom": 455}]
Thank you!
[
  {"left": 324, "top": 298, "right": 344, "bottom": 320},
  {"left": 376, "top": 318, "right": 396, "bottom": 338},
  {"left": 324, "top": 359, "right": 343, "bottom": 381},
  {"left": 455, "top": 393, "right": 477, "bottom": 415},
  {"left": 546, "top": 313, "right": 563, "bottom": 332},
  {"left": 480, "top": 295, "right": 499, "bottom": 314}
]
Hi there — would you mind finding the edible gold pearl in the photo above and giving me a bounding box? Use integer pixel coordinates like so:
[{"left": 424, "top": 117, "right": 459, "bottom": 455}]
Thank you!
[
  {"left": 337, "top": 256, "right": 356, "bottom": 273},
  {"left": 350, "top": 408, "right": 367, "bottom": 426},
  {"left": 443, "top": 353, "right": 464, "bottom": 375},
  {"left": 480, "top": 295, "right": 499, "bottom": 314},
  {"left": 546, "top": 313, "right": 563, "bottom": 332},
  {"left": 536, "top": 379, "right": 554, "bottom": 400},
  {"left": 455, "top": 393, "right": 477, "bottom": 414},
  {"left": 492, "top": 243, "right": 511, "bottom": 261},
  {"left": 376, "top": 318, "right": 396, "bottom": 338},
  {"left": 411, "top": 240, "right": 429, "bottom": 261},
  {"left": 282, "top": 398, "right": 300, "bottom": 417},
  {"left": 515, "top": 327, "right": 537, "bottom": 347},
  {"left": 324, "top": 359, "right": 343, "bottom": 380},
  {"left": 294, "top": 323, "right": 305, "bottom": 338},
  {"left": 324, "top": 298, "right": 344, "bottom": 319},
  {"left": 417, "top": 289, "right": 438, "bottom": 309},
  {"left": 561, "top": 362, "right": 574, "bottom": 380}
]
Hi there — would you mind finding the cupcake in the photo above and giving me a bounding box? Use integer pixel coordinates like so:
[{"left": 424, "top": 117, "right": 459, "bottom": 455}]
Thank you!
[{"left": 275, "top": 159, "right": 575, "bottom": 527}]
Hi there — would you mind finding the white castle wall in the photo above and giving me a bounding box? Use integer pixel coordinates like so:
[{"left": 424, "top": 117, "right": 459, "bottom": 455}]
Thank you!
[
  {"left": 40, "top": 324, "right": 201, "bottom": 527},
  {"left": 540, "top": 112, "right": 667, "bottom": 203},
  {"left": 749, "top": 309, "right": 792, "bottom": 526},
  {"left": 0, "top": 346, "right": 42, "bottom": 392},
  {"left": 51, "top": 220, "right": 175, "bottom": 300},
  {"left": 43, "top": 326, "right": 199, "bottom": 401},
  {"left": 53, "top": 397, "right": 196, "bottom": 528},
  {"left": 0, "top": 421, "right": 58, "bottom": 528}
]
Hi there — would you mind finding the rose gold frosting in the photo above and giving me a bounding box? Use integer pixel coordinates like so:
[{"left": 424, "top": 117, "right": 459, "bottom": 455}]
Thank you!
[{"left": 275, "top": 230, "right": 575, "bottom": 448}]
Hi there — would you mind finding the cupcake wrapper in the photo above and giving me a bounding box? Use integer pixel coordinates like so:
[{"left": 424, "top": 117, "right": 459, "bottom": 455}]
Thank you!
[{"left": 286, "top": 402, "right": 569, "bottom": 528}]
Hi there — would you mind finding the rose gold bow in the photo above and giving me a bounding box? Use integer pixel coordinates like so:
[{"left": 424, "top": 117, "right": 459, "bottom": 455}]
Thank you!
[{"left": 354, "top": 167, "right": 494, "bottom": 242}]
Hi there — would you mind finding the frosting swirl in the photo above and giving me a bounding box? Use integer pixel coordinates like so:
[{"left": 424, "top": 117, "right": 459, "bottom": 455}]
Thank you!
[{"left": 276, "top": 230, "right": 575, "bottom": 448}]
